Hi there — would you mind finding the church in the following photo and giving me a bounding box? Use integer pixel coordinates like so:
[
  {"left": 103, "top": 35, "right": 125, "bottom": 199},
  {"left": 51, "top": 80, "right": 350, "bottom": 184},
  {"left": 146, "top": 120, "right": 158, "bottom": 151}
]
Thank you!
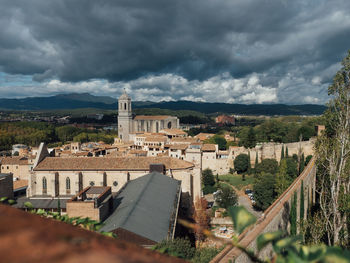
[{"left": 118, "top": 91, "right": 180, "bottom": 142}]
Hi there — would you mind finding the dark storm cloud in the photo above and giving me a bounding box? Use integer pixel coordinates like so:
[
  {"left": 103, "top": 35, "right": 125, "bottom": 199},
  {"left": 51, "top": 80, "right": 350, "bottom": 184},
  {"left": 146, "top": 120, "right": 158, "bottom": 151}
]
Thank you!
[{"left": 0, "top": 0, "right": 350, "bottom": 103}]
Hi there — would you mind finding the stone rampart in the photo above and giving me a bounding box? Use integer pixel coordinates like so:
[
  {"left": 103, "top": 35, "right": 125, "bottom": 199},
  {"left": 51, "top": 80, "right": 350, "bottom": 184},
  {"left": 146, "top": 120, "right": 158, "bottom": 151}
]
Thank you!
[{"left": 211, "top": 157, "right": 316, "bottom": 263}]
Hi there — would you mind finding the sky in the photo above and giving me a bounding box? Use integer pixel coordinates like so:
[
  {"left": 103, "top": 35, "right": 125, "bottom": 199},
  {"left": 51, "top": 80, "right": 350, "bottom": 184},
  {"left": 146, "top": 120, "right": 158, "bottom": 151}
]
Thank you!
[{"left": 0, "top": 0, "right": 350, "bottom": 104}]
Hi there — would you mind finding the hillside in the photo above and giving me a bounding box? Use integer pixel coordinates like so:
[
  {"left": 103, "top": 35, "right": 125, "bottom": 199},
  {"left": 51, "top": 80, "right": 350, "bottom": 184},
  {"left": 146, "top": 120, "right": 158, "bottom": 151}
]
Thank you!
[{"left": 0, "top": 93, "right": 326, "bottom": 115}]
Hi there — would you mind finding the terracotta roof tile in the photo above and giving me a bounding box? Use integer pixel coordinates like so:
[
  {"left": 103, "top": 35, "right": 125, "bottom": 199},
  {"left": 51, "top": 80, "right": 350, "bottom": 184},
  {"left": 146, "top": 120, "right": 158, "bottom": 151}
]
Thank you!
[
  {"left": 160, "top": 129, "right": 186, "bottom": 135},
  {"left": 1, "top": 157, "right": 29, "bottom": 165},
  {"left": 34, "top": 156, "right": 194, "bottom": 171},
  {"left": 169, "top": 144, "right": 188, "bottom": 150},
  {"left": 202, "top": 144, "right": 217, "bottom": 152},
  {"left": 13, "top": 180, "right": 28, "bottom": 190},
  {"left": 0, "top": 204, "right": 184, "bottom": 263}
]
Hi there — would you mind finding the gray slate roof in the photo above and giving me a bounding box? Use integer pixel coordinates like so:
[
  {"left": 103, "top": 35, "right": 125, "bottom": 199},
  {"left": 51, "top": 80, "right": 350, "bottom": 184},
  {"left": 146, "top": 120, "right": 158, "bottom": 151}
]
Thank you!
[
  {"left": 14, "top": 197, "right": 69, "bottom": 209},
  {"left": 100, "top": 172, "right": 181, "bottom": 243}
]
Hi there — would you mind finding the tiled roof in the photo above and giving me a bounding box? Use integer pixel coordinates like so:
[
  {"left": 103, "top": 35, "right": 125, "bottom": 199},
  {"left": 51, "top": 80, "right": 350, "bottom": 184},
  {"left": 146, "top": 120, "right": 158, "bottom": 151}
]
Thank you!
[
  {"left": 194, "top": 133, "right": 215, "bottom": 141},
  {"left": 202, "top": 144, "right": 217, "bottom": 152},
  {"left": 170, "top": 137, "right": 199, "bottom": 143},
  {"left": 0, "top": 204, "right": 184, "bottom": 263},
  {"left": 169, "top": 144, "right": 188, "bottom": 150},
  {"left": 1, "top": 157, "right": 29, "bottom": 165},
  {"left": 34, "top": 156, "right": 194, "bottom": 171},
  {"left": 134, "top": 115, "right": 171, "bottom": 120},
  {"left": 13, "top": 180, "right": 28, "bottom": 190},
  {"left": 160, "top": 129, "right": 187, "bottom": 135},
  {"left": 144, "top": 135, "right": 167, "bottom": 142}
]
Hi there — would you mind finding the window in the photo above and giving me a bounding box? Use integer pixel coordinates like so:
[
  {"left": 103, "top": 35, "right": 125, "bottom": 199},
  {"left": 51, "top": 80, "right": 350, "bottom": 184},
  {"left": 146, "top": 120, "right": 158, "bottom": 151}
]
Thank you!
[
  {"left": 66, "top": 177, "right": 71, "bottom": 190},
  {"left": 113, "top": 181, "right": 118, "bottom": 186},
  {"left": 89, "top": 181, "right": 95, "bottom": 186},
  {"left": 66, "top": 177, "right": 71, "bottom": 194},
  {"left": 124, "top": 103, "right": 127, "bottom": 110},
  {"left": 42, "top": 177, "right": 47, "bottom": 194},
  {"left": 7, "top": 166, "right": 9, "bottom": 169}
]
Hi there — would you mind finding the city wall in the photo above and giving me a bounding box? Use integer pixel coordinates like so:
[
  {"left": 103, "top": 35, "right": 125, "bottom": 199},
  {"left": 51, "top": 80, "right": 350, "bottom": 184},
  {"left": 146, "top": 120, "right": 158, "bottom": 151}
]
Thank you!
[{"left": 211, "top": 157, "right": 316, "bottom": 263}]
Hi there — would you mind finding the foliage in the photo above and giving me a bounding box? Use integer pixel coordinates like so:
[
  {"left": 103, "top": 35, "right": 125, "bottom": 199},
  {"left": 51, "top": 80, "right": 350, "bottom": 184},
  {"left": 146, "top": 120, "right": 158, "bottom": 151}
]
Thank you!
[
  {"left": 314, "top": 50, "right": 350, "bottom": 246},
  {"left": 204, "top": 135, "right": 227, "bottom": 150},
  {"left": 239, "top": 127, "right": 257, "bottom": 149},
  {"left": 203, "top": 185, "right": 217, "bottom": 195},
  {"left": 192, "top": 247, "right": 220, "bottom": 263},
  {"left": 153, "top": 238, "right": 195, "bottom": 260},
  {"left": 215, "top": 185, "right": 238, "bottom": 209},
  {"left": 285, "top": 157, "right": 298, "bottom": 179},
  {"left": 234, "top": 154, "right": 249, "bottom": 174},
  {"left": 275, "top": 159, "right": 292, "bottom": 196},
  {"left": 281, "top": 145, "right": 285, "bottom": 160},
  {"left": 253, "top": 173, "right": 277, "bottom": 211},
  {"left": 300, "top": 181, "right": 305, "bottom": 221},
  {"left": 290, "top": 192, "right": 297, "bottom": 236},
  {"left": 255, "top": 158, "right": 278, "bottom": 175}
]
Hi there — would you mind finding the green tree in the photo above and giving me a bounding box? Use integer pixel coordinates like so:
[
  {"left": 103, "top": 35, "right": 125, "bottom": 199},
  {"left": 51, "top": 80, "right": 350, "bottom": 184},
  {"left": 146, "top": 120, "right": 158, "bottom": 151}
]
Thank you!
[
  {"left": 253, "top": 173, "right": 276, "bottom": 210},
  {"left": 255, "top": 151, "right": 259, "bottom": 168},
  {"left": 234, "top": 154, "right": 249, "bottom": 174},
  {"left": 290, "top": 192, "right": 297, "bottom": 235},
  {"left": 247, "top": 151, "right": 251, "bottom": 173},
  {"left": 285, "top": 157, "right": 298, "bottom": 179},
  {"left": 300, "top": 181, "right": 304, "bottom": 221},
  {"left": 255, "top": 158, "right": 278, "bottom": 175},
  {"left": 152, "top": 238, "right": 195, "bottom": 260},
  {"left": 285, "top": 146, "right": 289, "bottom": 157},
  {"left": 315, "top": 50, "right": 350, "bottom": 246},
  {"left": 242, "top": 127, "right": 256, "bottom": 149},
  {"left": 202, "top": 169, "right": 216, "bottom": 194},
  {"left": 216, "top": 185, "right": 238, "bottom": 209},
  {"left": 275, "top": 159, "right": 290, "bottom": 196},
  {"left": 281, "top": 145, "right": 285, "bottom": 160},
  {"left": 205, "top": 135, "right": 227, "bottom": 150}
]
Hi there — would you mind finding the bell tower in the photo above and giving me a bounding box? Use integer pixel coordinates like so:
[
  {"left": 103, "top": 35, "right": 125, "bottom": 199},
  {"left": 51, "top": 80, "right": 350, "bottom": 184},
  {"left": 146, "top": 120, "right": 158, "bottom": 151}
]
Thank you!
[{"left": 117, "top": 90, "right": 132, "bottom": 142}]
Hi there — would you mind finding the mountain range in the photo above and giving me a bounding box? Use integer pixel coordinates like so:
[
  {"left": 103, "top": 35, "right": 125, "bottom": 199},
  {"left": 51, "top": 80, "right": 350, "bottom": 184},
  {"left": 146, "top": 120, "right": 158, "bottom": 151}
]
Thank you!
[{"left": 0, "top": 93, "right": 327, "bottom": 115}]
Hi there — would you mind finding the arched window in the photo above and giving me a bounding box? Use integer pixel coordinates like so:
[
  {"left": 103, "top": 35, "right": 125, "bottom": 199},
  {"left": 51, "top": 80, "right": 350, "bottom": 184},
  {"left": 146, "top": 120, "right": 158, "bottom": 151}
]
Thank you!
[
  {"left": 42, "top": 177, "right": 47, "bottom": 194},
  {"left": 124, "top": 103, "right": 127, "bottom": 110},
  {"left": 66, "top": 177, "right": 71, "bottom": 190}
]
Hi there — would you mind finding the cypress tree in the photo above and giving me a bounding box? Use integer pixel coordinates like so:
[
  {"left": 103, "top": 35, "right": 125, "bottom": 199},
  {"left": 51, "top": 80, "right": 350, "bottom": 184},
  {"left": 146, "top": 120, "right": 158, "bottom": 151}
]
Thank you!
[
  {"left": 285, "top": 146, "right": 289, "bottom": 158},
  {"left": 281, "top": 145, "right": 285, "bottom": 160},
  {"left": 290, "top": 192, "right": 297, "bottom": 235},
  {"left": 300, "top": 181, "right": 304, "bottom": 221},
  {"left": 248, "top": 151, "right": 251, "bottom": 172},
  {"left": 255, "top": 151, "right": 258, "bottom": 167},
  {"left": 299, "top": 153, "right": 305, "bottom": 174},
  {"left": 57, "top": 198, "right": 61, "bottom": 216}
]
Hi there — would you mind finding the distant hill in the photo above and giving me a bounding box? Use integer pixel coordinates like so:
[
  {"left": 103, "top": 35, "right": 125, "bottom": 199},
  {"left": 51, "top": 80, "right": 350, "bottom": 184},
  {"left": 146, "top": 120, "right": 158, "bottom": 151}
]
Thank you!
[{"left": 0, "top": 93, "right": 326, "bottom": 115}]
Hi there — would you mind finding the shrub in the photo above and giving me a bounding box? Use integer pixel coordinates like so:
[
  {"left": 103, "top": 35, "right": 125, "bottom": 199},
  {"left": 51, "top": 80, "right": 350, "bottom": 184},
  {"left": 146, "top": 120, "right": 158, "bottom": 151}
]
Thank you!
[{"left": 234, "top": 154, "right": 249, "bottom": 174}]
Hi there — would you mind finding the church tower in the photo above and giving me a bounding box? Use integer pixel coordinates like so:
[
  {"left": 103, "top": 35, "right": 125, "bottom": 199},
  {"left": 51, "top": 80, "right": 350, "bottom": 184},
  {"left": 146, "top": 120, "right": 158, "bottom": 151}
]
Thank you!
[{"left": 118, "top": 90, "right": 132, "bottom": 142}]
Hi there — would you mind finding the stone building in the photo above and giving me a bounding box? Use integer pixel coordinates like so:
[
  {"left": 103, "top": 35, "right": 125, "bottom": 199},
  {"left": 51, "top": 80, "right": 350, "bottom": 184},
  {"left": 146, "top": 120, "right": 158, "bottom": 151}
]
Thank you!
[
  {"left": 0, "top": 156, "right": 34, "bottom": 180},
  {"left": 25, "top": 143, "right": 201, "bottom": 208},
  {"left": 0, "top": 173, "right": 13, "bottom": 199},
  {"left": 117, "top": 91, "right": 179, "bottom": 142}
]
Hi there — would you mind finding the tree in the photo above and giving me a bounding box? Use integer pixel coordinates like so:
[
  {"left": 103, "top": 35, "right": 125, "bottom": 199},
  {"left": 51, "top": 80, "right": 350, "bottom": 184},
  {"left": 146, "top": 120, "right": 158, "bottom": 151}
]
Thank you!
[
  {"left": 275, "top": 159, "right": 290, "bottom": 196},
  {"left": 193, "top": 197, "right": 210, "bottom": 242},
  {"left": 215, "top": 185, "right": 238, "bottom": 209},
  {"left": 253, "top": 173, "right": 276, "bottom": 210},
  {"left": 152, "top": 238, "right": 195, "bottom": 260},
  {"left": 205, "top": 135, "right": 227, "bottom": 150},
  {"left": 242, "top": 127, "right": 256, "bottom": 149},
  {"left": 315, "top": 50, "right": 350, "bottom": 246},
  {"left": 202, "top": 169, "right": 217, "bottom": 195},
  {"left": 305, "top": 155, "right": 312, "bottom": 166},
  {"left": 300, "top": 180, "right": 305, "bottom": 221},
  {"left": 255, "top": 151, "right": 259, "bottom": 168},
  {"left": 255, "top": 158, "right": 278, "bottom": 175},
  {"left": 285, "top": 146, "right": 289, "bottom": 158},
  {"left": 290, "top": 192, "right": 297, "bottom": 235},
  {"left": 234, "top": 154, "right": 249, "bottom": 174},
  {"left": 299, "top": 153, "right": 305, "bottom": 174},
  {"left": 285, "top": 157, "right": 298, "bottom": 179},
  {"left": 247, "top": 151, "right": 251, "bottom": 174},
  {"left": 281, "top": 145, "right": 285, "bottom": 160}
]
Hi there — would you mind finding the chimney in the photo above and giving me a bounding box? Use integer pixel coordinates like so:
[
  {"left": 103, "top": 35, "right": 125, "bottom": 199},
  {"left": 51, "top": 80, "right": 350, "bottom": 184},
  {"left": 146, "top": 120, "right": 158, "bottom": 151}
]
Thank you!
[{"left": 149, "top": 163, "right": 166, "bottom": 175}]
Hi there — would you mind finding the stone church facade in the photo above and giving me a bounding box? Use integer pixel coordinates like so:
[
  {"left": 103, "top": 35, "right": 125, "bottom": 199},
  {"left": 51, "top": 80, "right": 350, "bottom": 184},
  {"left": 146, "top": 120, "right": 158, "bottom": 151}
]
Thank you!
[{"left": 118, "top": 91, "right": 179, "bottom": 142}]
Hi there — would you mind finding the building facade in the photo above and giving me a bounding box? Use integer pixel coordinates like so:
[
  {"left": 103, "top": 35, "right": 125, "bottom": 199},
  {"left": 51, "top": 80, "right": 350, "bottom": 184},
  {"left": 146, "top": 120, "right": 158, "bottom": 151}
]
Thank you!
[{"left": 117, "top": 91, "right": 179, "bottom": 142}]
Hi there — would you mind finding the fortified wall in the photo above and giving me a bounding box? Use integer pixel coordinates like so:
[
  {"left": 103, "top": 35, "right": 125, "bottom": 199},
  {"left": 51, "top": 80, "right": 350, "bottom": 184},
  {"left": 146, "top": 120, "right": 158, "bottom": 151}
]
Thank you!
[
  {"left": 212, "top": 157, "right": 316, "bottom": 263},
  {"left": 232, "top": 138, "right": 315, "bottom": 166}
]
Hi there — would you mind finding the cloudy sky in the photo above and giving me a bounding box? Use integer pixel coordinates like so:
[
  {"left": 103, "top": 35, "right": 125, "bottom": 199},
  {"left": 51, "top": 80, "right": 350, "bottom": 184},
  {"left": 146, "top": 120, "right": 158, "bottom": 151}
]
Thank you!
[{"left": 0, "top": 0, "right": 350, "bottom": 104}]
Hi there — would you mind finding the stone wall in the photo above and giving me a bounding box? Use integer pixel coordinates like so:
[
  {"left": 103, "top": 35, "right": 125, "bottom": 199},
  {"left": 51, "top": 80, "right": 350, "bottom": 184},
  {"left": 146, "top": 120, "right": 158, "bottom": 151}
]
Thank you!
[
  {"left": 211, "top": 157, "right": 316, "bottom": 263},
  {"left": 0, "top": 173, "right": 14, "bottom": 199}
]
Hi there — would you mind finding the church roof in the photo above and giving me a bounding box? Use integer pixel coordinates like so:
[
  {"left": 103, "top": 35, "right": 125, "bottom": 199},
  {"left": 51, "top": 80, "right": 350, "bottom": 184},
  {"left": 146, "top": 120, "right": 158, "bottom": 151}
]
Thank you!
[
  {"left": 134, "top": 115, "right": 172, "bottom": 121},
  {"left": 34, "top": 156, "right": 194, "bottom": 171},
  {"left": 100, "top": 172, "right": 181, "bottom": 243}
]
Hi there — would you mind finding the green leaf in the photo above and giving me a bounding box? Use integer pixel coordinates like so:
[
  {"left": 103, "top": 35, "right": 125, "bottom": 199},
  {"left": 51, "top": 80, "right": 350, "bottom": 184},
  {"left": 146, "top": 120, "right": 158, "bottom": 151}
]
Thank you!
[
  {"left": 323, "top": 247, "right": 350, "bottom": 263},
  {"left": 300, "top": 245, "right": 326, "bottom": 261},
  {"left": 24, "top": 201, "right": 34, "bottom": 209},
  {"left": 273, "top": 235, "right": 302, "bottom": 254},
  {"left": 101, "top": 231, "right": 117, "bottom": 238},
  {"left": 257, "top": 231, "right": 284, "bottom": 251},
  {"left": 7, "top": 199, "right": 16, "bottom": 205},
  {"left": 0, "top": 197, "right": 8, "bottom": 202},
  {"left": 228, "top": 206, "right": 256, "bottom": 234},
  {"left": 36, "top": 209, "right": 46, "bottom": 215}
]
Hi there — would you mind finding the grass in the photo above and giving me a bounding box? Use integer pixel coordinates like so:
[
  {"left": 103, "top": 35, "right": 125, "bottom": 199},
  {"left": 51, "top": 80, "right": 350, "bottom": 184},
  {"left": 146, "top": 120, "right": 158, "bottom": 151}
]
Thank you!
[{"left": 218, "top": 173, "right": 255, "bottom": 190}]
